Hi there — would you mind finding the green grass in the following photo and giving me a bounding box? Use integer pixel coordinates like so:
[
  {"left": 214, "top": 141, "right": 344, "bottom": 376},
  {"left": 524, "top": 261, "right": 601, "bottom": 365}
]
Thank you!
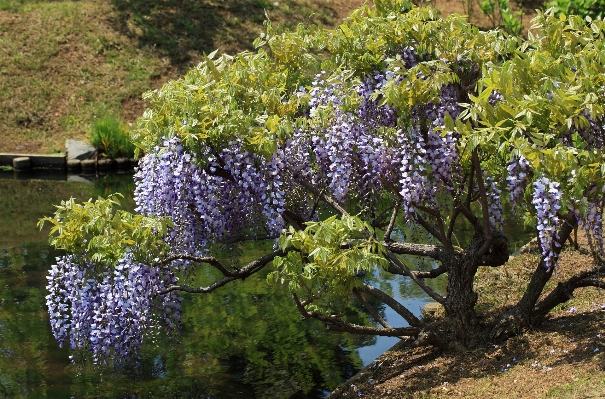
[
  {"left": 0, "top": 0, "right": 350, "bottom": 154},
  {"left": 90, "top": 113, "right": 135, "bottom": 158}
]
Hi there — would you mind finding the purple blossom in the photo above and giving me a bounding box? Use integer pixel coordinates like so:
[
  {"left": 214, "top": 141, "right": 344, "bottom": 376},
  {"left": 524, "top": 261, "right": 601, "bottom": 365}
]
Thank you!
[{"left": 532, "top": 176, "right": 562, "bottom": 270}]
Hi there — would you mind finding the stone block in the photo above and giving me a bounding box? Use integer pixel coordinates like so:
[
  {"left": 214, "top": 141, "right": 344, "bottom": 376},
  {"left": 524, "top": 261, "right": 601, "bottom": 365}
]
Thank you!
[
  {"left": 66, "top": 139, "right": 97, "bottom": 160},
  {"left": 67, "top": 159, "right": 81, "bottom": 173},
  {"left": 81, "top": 159, "right": 96, "bottom": 174},
  {"left": 13, "top": 157, "right": 31, "bottom": 171}
]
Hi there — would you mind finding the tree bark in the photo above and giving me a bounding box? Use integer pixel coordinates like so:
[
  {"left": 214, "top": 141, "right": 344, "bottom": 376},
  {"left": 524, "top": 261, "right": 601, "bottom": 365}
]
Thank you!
[
  {"left": 490, "top": 213, "right": 578, "bottom": 341},
  {"left": 443, "top": 254, "right": 479, "bottom": 346}
]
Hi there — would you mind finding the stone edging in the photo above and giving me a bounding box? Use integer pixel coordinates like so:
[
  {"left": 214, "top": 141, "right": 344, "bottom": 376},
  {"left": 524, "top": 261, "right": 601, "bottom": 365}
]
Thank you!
[
  {"left": 0, "top": 153, "right": 67, "bottom": 171},
  {"left": 0, "top": 152, "right": 137, "bottom": 176}
]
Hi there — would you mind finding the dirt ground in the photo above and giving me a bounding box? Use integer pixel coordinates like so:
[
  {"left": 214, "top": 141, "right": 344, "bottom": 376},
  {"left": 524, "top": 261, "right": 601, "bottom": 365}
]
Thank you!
[{"left": 327, "top": 233, "right": 605, "bottom": 398}]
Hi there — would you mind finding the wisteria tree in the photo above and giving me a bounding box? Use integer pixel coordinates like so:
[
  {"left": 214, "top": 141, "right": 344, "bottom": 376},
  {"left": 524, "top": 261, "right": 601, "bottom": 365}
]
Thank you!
[{"left": 42, "top": 0, "right": 605, "bottom": 363}]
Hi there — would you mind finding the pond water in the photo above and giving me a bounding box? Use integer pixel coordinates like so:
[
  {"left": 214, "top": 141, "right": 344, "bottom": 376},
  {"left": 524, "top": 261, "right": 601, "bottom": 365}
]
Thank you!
[{"left": 0, "top": 173, "right": 533, "bottom": 398}]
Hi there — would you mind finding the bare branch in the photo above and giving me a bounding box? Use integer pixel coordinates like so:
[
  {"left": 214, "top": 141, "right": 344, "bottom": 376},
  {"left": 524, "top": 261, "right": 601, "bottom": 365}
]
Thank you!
[
  {"left": 304, "top": 307, "right": 420, "bottom": 337},
  {"left": 412, "top": 266, "right": 448, "bottom": 279},
  {"left": 353, "top": 289, "right": 392, "bottom": 329},
  {"left": 383, "top": 257, "right": 447, "bottom": 280},
  {"left": 534, "top": 262, "right": 605, "bottom": 318},
  {"left": 322, "top": 319, "right": 420, "bottom": 337},
  {"left": 465, "top": 160, "right": 475, "bottom": 210},
  {"left": 384, "top": 249, "right": 445, "bottom": 304},
  {"left": 384, "top": 199, "right": 401, "bottom": 242},
  {"left": 218, "top": 233, "right": 277, "bottom": 245},
  {"left": 296, "top": 178, "right": 350, "bottom": 217},
  {"left": 383, "top": 241, "right": 450, "bottom": 262},
  {"left": 156, "top": 255, "right": 235, "bottom": 276},
  {"left": 413, "top": 211, "right": 443, "bottom": 243},
  {"left": 300, "top": 284, "right": 329, "bottom": 307},
  {"left": 454, "top": 198, "right": 482, "bottom": 232},
  {"left": 297, "top": 275, "right": 313, "bottom": 297},
  {"left": 157, "top": 249, "right": 289, "bottom": 295},
  {"left": 414, "top": 204, "right": 454, "bottom": 253},
  {"left": 361, "top": 284, "right": 422, "bottom": 327},
  {"left": 283, "top": 209, "right": 306, "bottom": 231},
  {"left": 447, "top": 207, "right": 461, "bottom": 242},
  {"left": 292, "top": 292, "right": 311, "bottom": 317}
]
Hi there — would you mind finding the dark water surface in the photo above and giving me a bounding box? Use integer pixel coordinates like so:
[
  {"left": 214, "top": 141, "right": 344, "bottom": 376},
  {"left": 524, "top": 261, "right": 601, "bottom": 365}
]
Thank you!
[{"left": 0, "top": 174, "right": 532, "bottom": 398}]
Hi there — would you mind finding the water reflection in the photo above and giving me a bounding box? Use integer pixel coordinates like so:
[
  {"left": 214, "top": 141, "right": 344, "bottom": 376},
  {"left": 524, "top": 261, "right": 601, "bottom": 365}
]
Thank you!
[
  {"left": 0, "top": 176, "right": 366, "bottom": 398},
  {"left": 0, "top": 175, "right": 535, "bottom": 398}
]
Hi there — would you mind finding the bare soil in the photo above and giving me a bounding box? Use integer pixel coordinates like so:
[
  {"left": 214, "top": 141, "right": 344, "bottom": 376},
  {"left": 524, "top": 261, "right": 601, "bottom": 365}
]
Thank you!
[{"left": 328, "top": 233, "right": 605, "bottom": 398}]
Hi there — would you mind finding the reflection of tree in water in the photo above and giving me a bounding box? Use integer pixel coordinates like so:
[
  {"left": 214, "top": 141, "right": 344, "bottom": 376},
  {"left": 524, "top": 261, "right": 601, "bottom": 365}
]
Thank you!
[
  {"left": 178, "top": 265, "right": 366, "bottom": 398},
  {"left": 0, "top": 242, "right": 365, "bottom": 398},
  {"left": 90, "top": 174, "right": 138, "bottom": 211},
  {"left": 0, "top": 244, "right": 65, "bottom": 399}
]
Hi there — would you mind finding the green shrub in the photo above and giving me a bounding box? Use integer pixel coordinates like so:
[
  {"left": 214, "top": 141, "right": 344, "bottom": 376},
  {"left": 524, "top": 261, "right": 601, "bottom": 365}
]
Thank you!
[
  {"left": 478, "top": 0, "right": 524, "bottom": 36},
  {"left": 90, "top": 114, "right": 135, "bottom": 159},
  {"left": 546, "top": 0, "right": 605, "bottom": 19}
]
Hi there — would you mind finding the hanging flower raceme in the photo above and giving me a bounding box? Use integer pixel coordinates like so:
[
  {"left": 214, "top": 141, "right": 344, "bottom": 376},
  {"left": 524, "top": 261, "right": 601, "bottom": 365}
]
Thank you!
[{"left": 532, "top": 176, "right": 563, "bottom": 270}]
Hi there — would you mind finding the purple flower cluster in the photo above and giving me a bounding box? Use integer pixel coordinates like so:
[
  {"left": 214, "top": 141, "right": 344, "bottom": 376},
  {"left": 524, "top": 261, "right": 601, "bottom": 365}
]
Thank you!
[
  {"left": 397, "top": 85, "right": 461, "bottom": 217},
  {"left": 306, "top": 72, "right": 401, "bottom": 204},
  {"left": 400, "top": 46, "right": 419, "bottom": 69},
  {"left": 532, "top": 176, "right": 563, "bottom": 270},
  {"left": 134, "top": 136, "right": 287, "bottom": 251},
  {"left": 295, "top": 50, "right": 465, "bottom": 220},
  {"left": 46, "top": 253, "right": 180, "bottom": 364},
  {"left": 506, "top": 155, "right": 530, "bottom": 206},
  {"left": 484, "top": 173, "right": 503, "bottom": 230},
  {"left": 488, "top": 90, "right": 504, "bottom": 106}
]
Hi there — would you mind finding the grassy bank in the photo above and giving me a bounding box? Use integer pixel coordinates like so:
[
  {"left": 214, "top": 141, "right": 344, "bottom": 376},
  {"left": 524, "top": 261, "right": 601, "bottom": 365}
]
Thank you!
[{"left": 0, "top": 0, "right": 361, "bottom": 154}]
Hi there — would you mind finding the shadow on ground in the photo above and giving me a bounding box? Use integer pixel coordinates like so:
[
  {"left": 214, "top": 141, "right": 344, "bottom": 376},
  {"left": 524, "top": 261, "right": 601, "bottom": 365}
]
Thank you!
[{"left": 109, "top": 0, "right": 340, "bottom": 70}]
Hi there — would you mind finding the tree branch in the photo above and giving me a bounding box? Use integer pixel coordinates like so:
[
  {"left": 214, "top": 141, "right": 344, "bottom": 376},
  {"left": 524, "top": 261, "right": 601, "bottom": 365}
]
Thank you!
[
  {"left": 384, "top": 249, "right": 445, "bottom": 304},
  {"left": 413, "top": 211, "right": 443, "bottom": 243},
  {"left": 157, "top": 255, "right": 235, "bottom": 276},
  {"left": 300, "top": 284, "right": 329, "bottom": 307},
  {"left": 296, "top": 179, "right": 350, "bottom": 217},
  {"left": 361, "top": 283, "right": 422, "bottom": 327},
  {"left": 353, "top": 289, "right": 392, "bottom": 329},
  {"left": 472, "top": 149, "right": 492, "bottom": 258},
  {"left": 322, "top": 319, "right": 420, "bottom": 337},
  {"left": 533, "top": 263, "right": 605, "bottom": 318},
  {"left": 383, "top": 241, "right": 450, "bottom": 262},
  {"left": 454, "top": 198, "right": 482, "bottom": 232},
  {"left": 412, "top": 266, "right": 448, "bottom": 279},
  {"left": 384, "top": 199, "right": 401, "bottom": 242},
  {"left": 447, "top": 207, "right": 461, "bottom": 242},
  {"left": 157, "top": 249, "right": 289, "bottom": 295},
  {"left": 283, "top": 208, "right": 306, "bottom": 231},
  {"left": 414, "top": 204, "right": 454, "bottom": 253}
]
